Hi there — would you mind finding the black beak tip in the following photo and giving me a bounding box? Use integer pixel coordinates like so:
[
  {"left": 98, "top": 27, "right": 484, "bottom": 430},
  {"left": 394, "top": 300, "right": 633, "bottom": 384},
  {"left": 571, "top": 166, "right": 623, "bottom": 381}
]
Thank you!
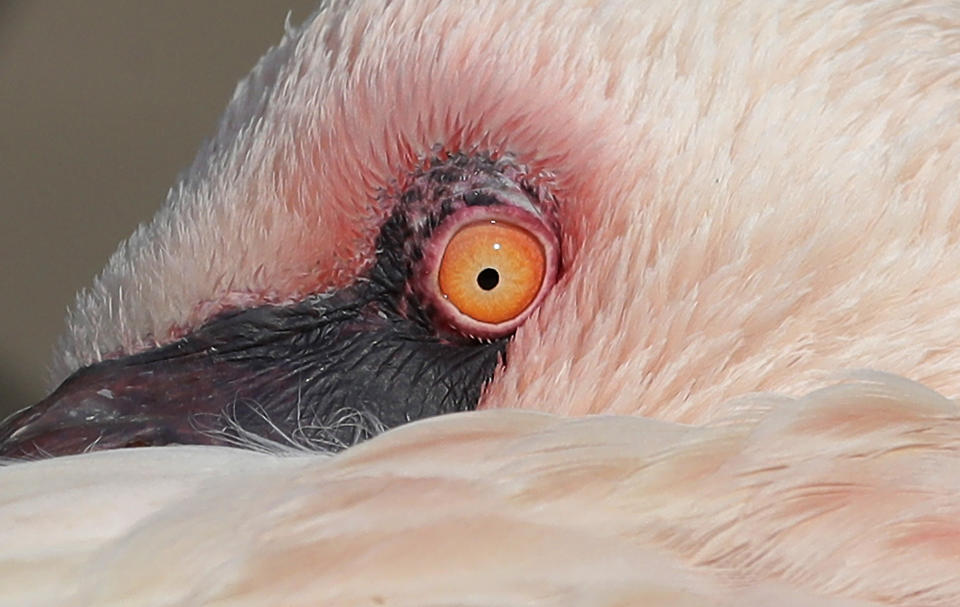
[{"left": 0, "top": 382, "right": 214, "bottom": 459}]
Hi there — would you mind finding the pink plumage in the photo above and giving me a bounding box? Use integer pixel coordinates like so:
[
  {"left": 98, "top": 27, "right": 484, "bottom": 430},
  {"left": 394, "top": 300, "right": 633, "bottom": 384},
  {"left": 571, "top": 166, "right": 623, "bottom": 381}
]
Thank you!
[{"left": 4, "top": 0, "right": 960, "bottom": 604}]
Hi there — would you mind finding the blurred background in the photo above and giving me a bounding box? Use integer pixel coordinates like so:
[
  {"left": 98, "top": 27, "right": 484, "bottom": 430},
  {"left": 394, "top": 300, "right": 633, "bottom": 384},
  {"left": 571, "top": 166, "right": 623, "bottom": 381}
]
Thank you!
[{"left": 0, "top": 1, "right": 318, "bottom": 416}]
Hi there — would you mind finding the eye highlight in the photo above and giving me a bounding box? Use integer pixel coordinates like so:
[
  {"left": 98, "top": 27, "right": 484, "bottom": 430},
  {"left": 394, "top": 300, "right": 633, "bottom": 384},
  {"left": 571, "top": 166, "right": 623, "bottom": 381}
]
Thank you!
[
  {"left": 438, "top": 221, "right": 546, "bottom": 324},
  {"left": 420, "top": 203, "right": 560, "bottom": 339}
]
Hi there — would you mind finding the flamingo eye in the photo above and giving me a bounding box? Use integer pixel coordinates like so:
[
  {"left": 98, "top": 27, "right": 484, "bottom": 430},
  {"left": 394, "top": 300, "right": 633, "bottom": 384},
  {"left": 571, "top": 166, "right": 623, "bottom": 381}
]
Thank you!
[
  {"left": 421, "top": 204, "right": 559, "bottom": 339},
  {"left": 439, "top": 221, "right": 545, "bottom": 323}
]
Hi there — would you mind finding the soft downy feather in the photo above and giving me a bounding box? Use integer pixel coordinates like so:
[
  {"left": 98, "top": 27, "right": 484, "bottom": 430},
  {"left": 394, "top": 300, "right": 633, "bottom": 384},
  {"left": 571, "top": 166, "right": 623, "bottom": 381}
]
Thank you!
[{"left": 2, "top": 374, "right": 958, "bottom": 605}]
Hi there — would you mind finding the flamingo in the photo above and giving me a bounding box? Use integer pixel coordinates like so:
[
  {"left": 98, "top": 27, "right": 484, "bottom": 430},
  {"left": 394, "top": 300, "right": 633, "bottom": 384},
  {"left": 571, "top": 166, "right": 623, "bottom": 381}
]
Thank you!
[{"left": 3, "top": 0, "right": 960, "bottom": 604}]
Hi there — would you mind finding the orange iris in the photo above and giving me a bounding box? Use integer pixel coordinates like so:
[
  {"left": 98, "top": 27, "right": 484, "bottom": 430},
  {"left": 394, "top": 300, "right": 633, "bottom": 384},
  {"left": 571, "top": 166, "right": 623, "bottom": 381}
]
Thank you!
[{"left": 437, "top": 221, "right": 546, "bottom": 324}]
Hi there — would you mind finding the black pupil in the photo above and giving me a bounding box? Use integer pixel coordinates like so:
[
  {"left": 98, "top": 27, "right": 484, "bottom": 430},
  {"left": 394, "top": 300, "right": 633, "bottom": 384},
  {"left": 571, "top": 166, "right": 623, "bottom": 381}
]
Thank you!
[{"left": 477, "top": 267, "right": 500, "bottom": 291}]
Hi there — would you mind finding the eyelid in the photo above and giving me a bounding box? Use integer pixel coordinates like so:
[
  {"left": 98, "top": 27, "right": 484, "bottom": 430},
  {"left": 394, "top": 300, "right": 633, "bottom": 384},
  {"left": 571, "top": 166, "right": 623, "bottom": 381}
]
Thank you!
[{"left": 472, "top": 185, "right": 541, "bottom": 215}]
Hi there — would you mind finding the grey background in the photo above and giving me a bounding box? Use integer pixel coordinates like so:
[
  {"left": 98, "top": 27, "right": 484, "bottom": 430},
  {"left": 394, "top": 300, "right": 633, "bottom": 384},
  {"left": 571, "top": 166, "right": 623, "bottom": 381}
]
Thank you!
[{"left": 0, "top": 1, "right": 319, "bottom": 416}]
